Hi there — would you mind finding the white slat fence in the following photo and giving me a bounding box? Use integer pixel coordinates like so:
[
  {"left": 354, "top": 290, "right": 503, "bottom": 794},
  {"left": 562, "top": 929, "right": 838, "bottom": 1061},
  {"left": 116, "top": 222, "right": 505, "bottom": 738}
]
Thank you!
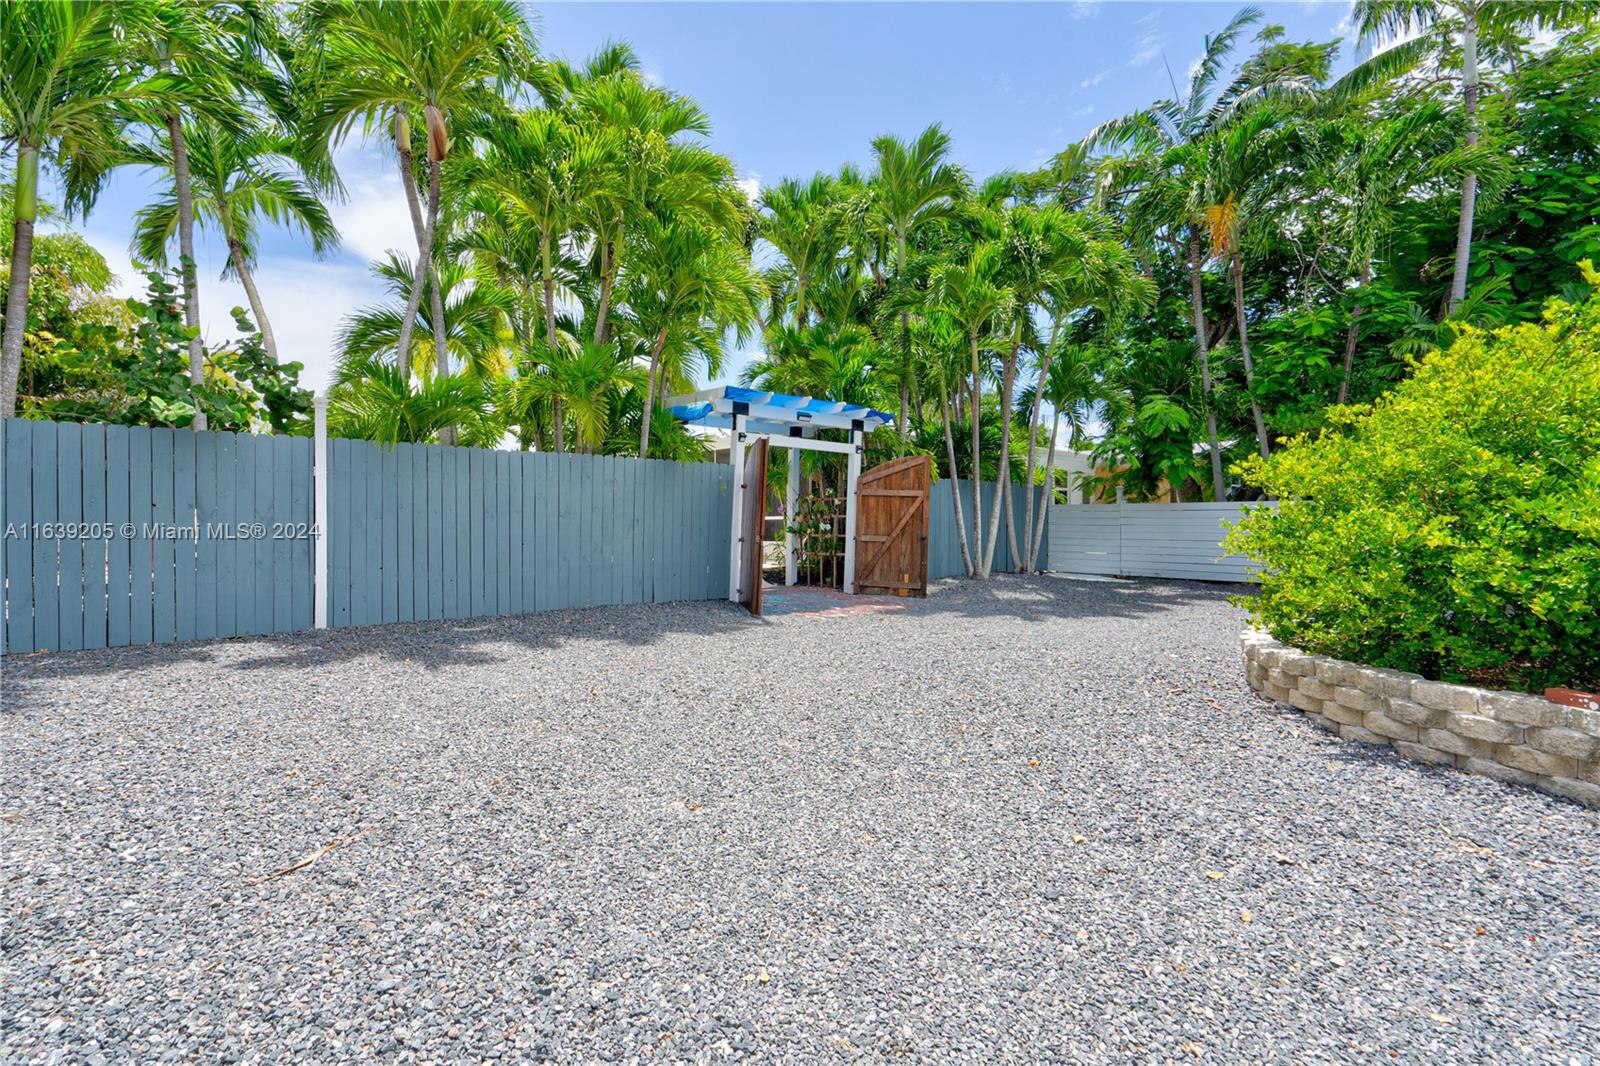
[{"left": 1046, "top": 501, "right": 1270, "bottom": 582}]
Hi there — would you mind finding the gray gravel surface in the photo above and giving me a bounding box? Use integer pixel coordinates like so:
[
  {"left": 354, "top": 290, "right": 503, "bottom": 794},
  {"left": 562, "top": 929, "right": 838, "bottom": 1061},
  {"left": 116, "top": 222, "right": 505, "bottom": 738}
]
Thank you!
[{"left": 3, "top": 575, "right": 1597, "bottom": 1064}]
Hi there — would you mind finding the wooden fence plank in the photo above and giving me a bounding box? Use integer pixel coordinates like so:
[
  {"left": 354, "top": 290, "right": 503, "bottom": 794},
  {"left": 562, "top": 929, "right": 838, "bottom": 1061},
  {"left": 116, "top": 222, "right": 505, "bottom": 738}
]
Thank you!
[
  {"left": 497, "top": 450, "right": 511, "bottom": 614},
  {"left": 507, "top": 450, "right": 523, "bottom": 615},
  {"left": 381, "top": 442, "right": 398, "bottom": 625},
  {"left": 428, "top": 444, "right": 445, "bottom": 621},
  {"left": 451, "top": 446, "right": 468, "bottom": 619},
  {"left": 329, "top": 439, "right": 349, "bottom": 627},
  {"left": 79, "top": 423, "right": 107, "bottom": 649},
  {"left": 53, "top": 423, "right": 84, "bottom": 651},
  {"left": 395, "top": 442, "right": 414, "bottom": 623},
  {"left": 251, "top": 434, "right": 275, "bottom": 636},
  {"left": 290, "top": 436, "right": 312, "bottom": 631},
  {"left": 4, "top": 421, "right": 35, "bottom": 652},
  {"left": 213, "top": 433, "right": 238, "bottom": 637},
  {"left": 192, "top": 431, "right": 219, "bottom": 640},
  {"left": 104, "top": 425, "right": 133, "bottom": 647},
  {"left": 531, "top": 452, "right": 551, "bottom": 612},
  {"left": 472, "top": 447, "right": 489, "bottom": 617},
  {"left": 351, "top": 439, "right": 375, "bottom": 626},
  {"left": 148, "top": 428, "right": 176, "bottom": 644},
  {"left": 172, "top": 429, "right": 197, "bottom": 641},
  {"left": 272, "top": 437, "right": 293, "bottom": 633},
  {"left": 31, "top": 422, "right": 61, "bottom": 651}
]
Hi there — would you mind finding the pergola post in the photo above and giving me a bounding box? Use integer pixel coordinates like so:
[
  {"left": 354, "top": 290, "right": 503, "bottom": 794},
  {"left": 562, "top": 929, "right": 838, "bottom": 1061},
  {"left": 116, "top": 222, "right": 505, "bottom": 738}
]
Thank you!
[
  {"left": 727, "top": 412, "right": 746, "bottom": 602},
  {"left": 784, "top": 446, "right": 799, "bottom": 586},
  {"left": 842, "top": 425, "right": 862, "bottom": 594}
]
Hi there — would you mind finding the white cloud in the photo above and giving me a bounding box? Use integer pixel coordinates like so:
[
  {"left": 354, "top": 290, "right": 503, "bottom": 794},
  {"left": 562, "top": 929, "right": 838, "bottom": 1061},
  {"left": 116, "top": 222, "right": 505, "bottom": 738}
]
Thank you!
[
  {"left": 1071, "top": 104, "right": 1095, "bottom": 118},
  {"left": 736, "top": 172, "right": 762, "bottom": 203},
  {"left": 1129, "top": 29, "right": 1165, "bottom": 68},
  {"left": 1078, "top": 69, "right": 1110, "bottom": 90},
  {"left": 325, "top": 141, "right": 416, "bottom": 265},
  {"left": 1072, "top": 0, "right": 1102, "bottom": 20}
]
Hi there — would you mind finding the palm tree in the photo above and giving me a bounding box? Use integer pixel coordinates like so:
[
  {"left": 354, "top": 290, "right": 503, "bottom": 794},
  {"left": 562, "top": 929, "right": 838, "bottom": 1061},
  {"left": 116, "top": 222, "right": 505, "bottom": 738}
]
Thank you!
[
  {"left": 759, "top": 174, "right": 844, "bottom": 329},
  {"left": 1018, "top": 341, "right": 1109, "bottom": 570},
  {"left": 326, "top": 352, "right": 495, "bottom": 445},
  {"left": 1085, "top": 5, "right": 1313, "bottom": 498},
  {"left": 1346, "top": 0, "right": 1592, "bottom": 313},
  {"left": 131, "top": 120, "right": 340, "bottom": 367},
  {"left": 0, "top": 0, "right": 163, "bottom": 417},
  {"left": 337, "top": 252, "right": 513, "bottom": 381},
  {"left": 305, "top": 0, "right": 530, "bottom": 386},
  {"left": 931, "top": 240, "right": 1012, "bottom": 577},
  {"left": 626, "top": 216, "right": 764, "bottom": 458},
  {"left": 461, "top": 108, "right": 616, "bottom": 382},
  {"left": 515, "top": 339, "right": 644, "bottom": 453},
  {"left": 871, "top": 124, "right": 969, "bottom": 443}
]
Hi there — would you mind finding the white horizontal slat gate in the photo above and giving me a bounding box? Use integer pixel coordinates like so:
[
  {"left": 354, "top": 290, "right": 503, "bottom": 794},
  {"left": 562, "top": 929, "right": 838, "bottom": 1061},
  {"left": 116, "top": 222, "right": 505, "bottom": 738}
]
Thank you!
[{"left": 1046, "top": 501, "right": 1269, "bottom": 582}]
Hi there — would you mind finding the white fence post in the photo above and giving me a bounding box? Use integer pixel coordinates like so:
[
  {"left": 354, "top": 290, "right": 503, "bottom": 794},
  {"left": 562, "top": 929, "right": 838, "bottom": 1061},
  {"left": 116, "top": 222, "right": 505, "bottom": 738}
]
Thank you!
[
  {"left": 842, "top": 427, "right": 862, "bottom": 594},
  {"left": 727, "top": 413, "right": 745, "bottom": 602},
  {"left": 313, "top": 394, "right": 329, "bottom": 628}
]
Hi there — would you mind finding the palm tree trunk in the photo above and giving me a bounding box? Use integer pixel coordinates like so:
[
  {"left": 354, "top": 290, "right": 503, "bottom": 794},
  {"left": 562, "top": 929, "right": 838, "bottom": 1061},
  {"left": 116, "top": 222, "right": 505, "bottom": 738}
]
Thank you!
[
  {"left": 1448, "top": 13, "right": 1480, "bottom": 315},
  {"left": 1020, "top": 318, "right": 1062, "bottom": 571},
  {"left": 968, "top": 331, "right": 985, "bottom": 576},
  {"left": 167, "top": 113, "right": 206, "bottom": 431},
  {"left": 1188, "top": 232, "right": 1226, "bottom": 500},
  {"left": 990, "top": 329, "right": 1021, "bottom": 577},
  {"left": 1337, "top": 258, "right": 1372, "bottom": 405},
  {"left": 1231, "top": 249, "right": 1269, "bottom": 460},
  {"left": 394, "top": 111, "right": 427, "bottom": 388},
  {"left": 594, "top": 218, "right": 623, "bottom": 344},
  {"left": 393, "top": 147, "right": 440, "bottom": 395},
  {"left": 539, "top": 229, "right": 563, "bottom": 453},
  {"left": 1, "top": 145, "right": 38, "bottom": 418},
  {"left": 640, "top": 326, "right": 668, "bottom": 459},
  {"left": 1028, "top": 414, "right": 1061, "bottom": 571},
  {"left": 939, "top": 387, "right": 975, "bottom": 577},
  {"left": 226, "top": 237, "right": 280, "bottom": 364}
]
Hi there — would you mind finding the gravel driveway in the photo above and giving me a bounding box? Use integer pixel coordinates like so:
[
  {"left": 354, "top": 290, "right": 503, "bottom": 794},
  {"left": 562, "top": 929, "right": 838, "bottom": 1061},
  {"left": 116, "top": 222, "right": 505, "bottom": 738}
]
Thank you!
[{"left": 4, "top": 576, "right": 1597, "bottom": 1063}]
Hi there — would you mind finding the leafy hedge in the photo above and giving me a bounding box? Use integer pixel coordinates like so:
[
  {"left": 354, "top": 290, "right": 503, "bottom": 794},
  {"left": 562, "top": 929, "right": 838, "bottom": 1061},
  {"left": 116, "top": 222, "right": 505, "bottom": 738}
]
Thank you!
[{"left": 1227, "top": 266, "right": 1600, "bottom": 692}]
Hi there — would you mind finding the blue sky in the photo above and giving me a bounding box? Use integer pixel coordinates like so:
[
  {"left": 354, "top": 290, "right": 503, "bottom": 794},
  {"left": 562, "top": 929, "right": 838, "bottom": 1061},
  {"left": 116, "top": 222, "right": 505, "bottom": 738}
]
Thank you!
[{"left": 53, "top": 1, "right": 1361, "bottom": 394}]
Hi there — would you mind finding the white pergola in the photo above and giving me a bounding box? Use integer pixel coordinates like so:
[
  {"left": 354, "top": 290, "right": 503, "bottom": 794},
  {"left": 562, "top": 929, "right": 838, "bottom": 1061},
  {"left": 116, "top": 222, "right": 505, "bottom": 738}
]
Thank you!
[{"left": 666, "top": 386, "right": 894, "bottom": 598}]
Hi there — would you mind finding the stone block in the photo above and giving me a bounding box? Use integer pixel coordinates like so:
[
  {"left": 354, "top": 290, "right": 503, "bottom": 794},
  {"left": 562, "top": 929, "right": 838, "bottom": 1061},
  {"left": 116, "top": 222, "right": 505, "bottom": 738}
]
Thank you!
[
  {"left": 1443, "top": 712, "right": 1522, "bottom": 745},
  {"left": 1282, "top": 653, "right": 1320, "bottom": 678},
  {"left": 1364, "top": 710, "right": 1419, "bottom": 742},
  {"left": 1411, "top": 680, "right": 1483, "bottom": 714},
  {"left": 1383, "top": 698, "right": 1441, "bottom": 729},
  {"left": 1333, "top": 686, "right": 1382, "bottom": 713},
  {"left": 1287, "top": 689, "right": 1324, "bottom": 714},
  {"left": 1539, "top": 776, "right": 1600, "bottom": 808},
  {"left": 1494, "top": 744, "right": 1578, "bottom": 779},
  {"left": 1393, "top": 741, "right": 1455, "bottom": 766},
  {"left": 1580, "top": 760, "right": 1600, "bottom": 786},
  {"left": 1315, "top": 658, "right": 1362, "bottom": 687},
  {"left": 1267, "top": 667, "right": 1288, "bottom": 688},
  {"left": 1304, "top": 712, "right": 1337, "bottom": 734},
  {"left": 1321, "top": 701, "right": 1366, "bottom": 726},
  {"left": 1524, "top": 727, "right": 1599, "bottom": 762},
  {"left": 1264, "top": 681, "right": 1291, "bottom": 703},
  {"left": 1342, "top": 665, "right": 1388, "bottom": 695},
  {"left": 1256, "top": 647, "right": 1286, "bottom": 671},
  {"left": 1479, "top": 691, "right": 1563, "bottom": 728},
  {"left": 1420, "top": 728, "right": 1492, "bottom": 759},
  {"left": 1338, "top": 723, "right": 1389, "bottom": 746},
  {"left": 1565, "top": 706, "right": 1600, "bottom": 737},
  {"left": 1298, "top": 676, "right": 1336, "bottom": 701},
  {"left": 1462, "top": 757, "right": 1539, "bottom": 789},
  {"left": 1372, "top": 669, "right": 1425, "bottom": 698}
]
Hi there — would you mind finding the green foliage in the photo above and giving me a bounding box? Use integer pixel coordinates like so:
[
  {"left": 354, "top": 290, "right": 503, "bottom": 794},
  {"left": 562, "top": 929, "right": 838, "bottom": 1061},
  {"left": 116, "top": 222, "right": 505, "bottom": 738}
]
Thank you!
[
  {"left": 27, "top": 269, "right": 312, "bottom": 433},
  {"left": 1227, "top": 269, "right": 1600, "bottom": 691}
]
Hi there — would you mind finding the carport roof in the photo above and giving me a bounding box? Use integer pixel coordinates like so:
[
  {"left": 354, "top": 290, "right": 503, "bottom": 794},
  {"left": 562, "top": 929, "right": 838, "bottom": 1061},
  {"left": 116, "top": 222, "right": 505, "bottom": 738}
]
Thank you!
[{"left": 665, "top": 385, "right": 894, "bottom": 436}]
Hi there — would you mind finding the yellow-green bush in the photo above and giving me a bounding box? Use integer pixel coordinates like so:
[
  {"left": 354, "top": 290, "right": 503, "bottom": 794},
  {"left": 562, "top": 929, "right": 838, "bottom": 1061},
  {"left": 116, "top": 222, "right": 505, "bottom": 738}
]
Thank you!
[{"left": 1227, "top": 266, "right": 1600, "bottom": 692}]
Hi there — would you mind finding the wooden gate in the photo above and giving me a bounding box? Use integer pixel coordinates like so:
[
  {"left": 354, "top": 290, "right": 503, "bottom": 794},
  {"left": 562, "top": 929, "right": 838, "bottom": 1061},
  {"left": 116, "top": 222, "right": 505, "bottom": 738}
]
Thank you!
[
  {"left": 737, "top": 438, "right": 769, "bottom": 615},
  {"left": 854, "top": 455, "right": 931, "bottom": 596}
]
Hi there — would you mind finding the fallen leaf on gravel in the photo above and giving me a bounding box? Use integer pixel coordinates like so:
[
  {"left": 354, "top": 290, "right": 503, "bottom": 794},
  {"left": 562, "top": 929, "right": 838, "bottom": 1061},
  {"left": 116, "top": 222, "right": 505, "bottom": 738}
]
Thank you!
[
  {"left": 1205, "top": 870, "right": 1225, "bottom": 880},
  {"left": 283, "top": 768, "right": 300, "bottom": 779},
  {"left": 1475, "top": 925, "right": 1486, "bottom": 936},
  {"left": 1240, "top": 909, "right": 1253, "bottom": 924},
  {"left": 1428, "top": 1012, "right": 1452, "bottom": 1024},
  {"left": 1180, "top": 1041, "right": 1204, "bottom": 1058},
  {"left": 1272, "top": 852, "right": 1296, "bottom": 866},
  {"left": 1028, "top": 758, "right": 1041, "bottom": 768},
  {"left": 758, "top": 969, "right": 770, "bottom": 985},
  {"left": 1458, "top": 839, "right": 1494, "bottom": 857},
  {"left": 1072, "top": 834, "right": 1086, "bottom": 844}
]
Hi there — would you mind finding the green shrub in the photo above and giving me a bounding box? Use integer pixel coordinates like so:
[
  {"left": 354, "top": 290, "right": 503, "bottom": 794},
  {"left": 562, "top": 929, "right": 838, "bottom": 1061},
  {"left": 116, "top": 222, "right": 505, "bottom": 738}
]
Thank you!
[{"left": 1226, "top": 265, "right": 1600, "bottom": 692}]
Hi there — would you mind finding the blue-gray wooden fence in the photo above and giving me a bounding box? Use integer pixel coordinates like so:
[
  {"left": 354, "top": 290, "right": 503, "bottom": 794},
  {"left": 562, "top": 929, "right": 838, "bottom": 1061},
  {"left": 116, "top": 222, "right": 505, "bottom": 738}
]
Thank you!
[
  {"left": 3, "top": 419, "right": 1048, "bottom": 655},
  {"left": 324, "top": 438, "right": 730, "bottom": 627},
  {"left": 928, "top": 478, "right": 1050, "bottom": 579},
  {"left": 1, "top": 419, "right": 313, "bottom": 654}
]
